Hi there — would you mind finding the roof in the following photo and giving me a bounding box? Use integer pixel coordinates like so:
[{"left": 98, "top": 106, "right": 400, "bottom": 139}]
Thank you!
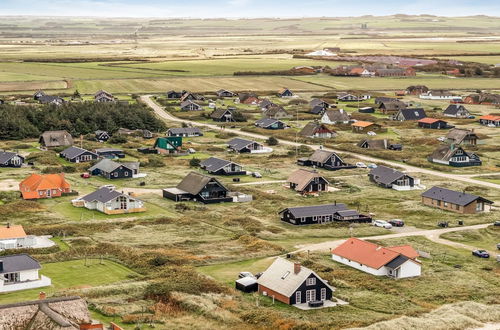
[
  {"left": 0, "top": 225, "right": 27, "bottom": 240},
  {"left": 39, "top": 130, "right": 73, "bottom": 147},
  {"left": 310, "top": 99, "right": 328, "bottom": 107},
  {"left": 358, "top": 139, "right": 391, "bottom": 149},
  {"left": 380, "top": 100, "right": 407, "bottom": 111},
  {"left": 369, "top": 165, "right": 409, "bottom": 186},
  {"left": 479, "top": 114, "right": 500, "bottom": 121},
  {"left": 88, "top": 159, "right": 137, "bottom": 173},
  {"left": 352, "top": 121, "right": 374, "bottom": 128},
  {"left": 278, "top": 88, "right": 292, "bottom": 95},
  {"left": 38, "top": 95, "right": 63, "bottom": 104},
  {"left": 80, "top": 187, "right": 133, "bottom": 203},
  {"left": 0, "top": 254, "right": 41, "bottom": 274},
  {"left": 95, "top": 148, "right": 123, "bottom": 153},
  {"left": 421, "top": 186, "right": 493, "bottom": 206},
  {"left": 168, "top": 127, "right": 202, "bottom": 135},
  {"left": 287, "top": 169, "right": 328, "bottom": 191},
  {"left": 19, "top": 173, "right": 71, "bottom": 199},
  {"left": 60, "top": 146, "right": 96, "bottom": 160},
  {"left": 176, "top": 172, "right": 227, "bottom": 195},
  {"left": 210, "top": 107, "right": 232, "bottom": 119},
  {"left": 180, "top": 100, "right": 200, "bottom": 108},
  {"left": 308, "top": 149, "right": 340, "bottom": 164},
  {"left": 200, "top": 157, "right": 240, "bottom": 172},
  {"left": 0, "top": 151, "right": 21, "bottom": 164},
  {"left": 257, "top": 258, "right": 333, "bottom": 298},
  {"left": 418, "top": 117, "right": 443, "bottom": 124},
  {"left": 280, "top": 203, "right": 348, "bottom": 218},
  {"left": 323, "top": 109, "right": 350, "bottom": 122},
  {"left": 331, "top": 238, "right": 420, "bottom": 269},
  {"left": 445, "top": 128, "right": 477, "bottom": 144},
  {"left": 300, "top": 122, "right": 333, "bottom": 137},
  {"left": 397, "top": 108, "right": 427, "bottom": 121},
  {"left": 385, "top": 255, "right": 409, "bottom": 269},
  {"left": 310, "top": 105, "right": 325, "bottom": 114},
  {"left": 429, "top": 145, "right": 467, "bottom": 162},
  {"left": 227, "top": 138, "right": 258, "bottom": 151},
  {"left": 444, "top": 104, "right": 469, "bottom": 116},
  {"left": 264, "top": 106, "right": 289, "bottom": 117},
  {"left": 389, "top": 245, "right": 420, "bottom": 259},
  {"left": 255, "top": 118, "right": 281, "bottom": 128}
]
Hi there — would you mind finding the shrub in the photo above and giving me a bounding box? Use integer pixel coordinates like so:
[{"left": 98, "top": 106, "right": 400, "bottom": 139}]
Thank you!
[
  {"left": 189, "top": 158, "right": 201, "bottom": 167},
  {"left": 266, "top": 136, "right": 279, "bottom": 146},
  {"left": 109, "top": 134, "right": 127, "bottom": 144}
]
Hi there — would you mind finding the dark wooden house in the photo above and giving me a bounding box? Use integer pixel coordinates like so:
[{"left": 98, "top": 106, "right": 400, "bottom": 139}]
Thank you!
[
  {"left": 287, "top": 169, "right": 329, "bottom": 194},
  {"left": 279, "top": 203, "right": 371, "bottom": 225},
  {"left": 163, "top": 172, "right": 233, "bottom": 204},
  {"left": 88, "top": 159, "right": 139, "bottom": 179},
  {"left": 0, "top": 151, "right": 24, "bottom": 168},
  {"left": 95, "top": 130, "right": 110, "bottom": 142},
  {"left": 417, "top": 118, "right": 451, "bottom": 129},
  {"left": 297, "top": 149, "right": 355, "bottom": 171},
  {"left": 60, "top": 146, "right": 98, "bottom": 163},
  {"left": 227, "top": 138, "right": 265, "bottom": 153},
  {"left": 200, "top": 157, "right": 245, "bottom": 175},
  {"left": 368, "top": 165, "right": 420, "bottom": 190},
  {"left": 428, "top": 145, "right": 481, "bottom": 167},
  {"left": 255, "top": 118, "right": 287, "bottom": 130},
  {"left": 277, "top": 88, "right": 293, "bottom": 98}
]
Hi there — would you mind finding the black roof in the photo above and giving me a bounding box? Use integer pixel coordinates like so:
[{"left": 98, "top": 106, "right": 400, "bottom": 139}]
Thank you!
[
  {"left": 0, "top": 151, "right": 21, "bottom": 164},
  {"left": 397, "top": 108, "right": 427, "bottom": 120},
  {"left": 60, "top": 146, "right": 96, "bottom": 159},
  {"left": 369, "top": 165, "right": 409, "bottom": 185},
  {"left": 200, "top": 157, "right": 240, "bottom": 172},
  {"left": 228, "top": 138, "right": 259, "bottom": 151},
  {"left": 168, "top": 127, "right": 202, "bottom": 135},
  {"left": 255, "top": 118, "right": 280, "bottom": 128},
  {"left": 81, "top": 187, "right": 129, "bottom": 203},
  {"left": 0, "top": 254, "right": 41, "bottom": 274},
  {"left": 385, "top": 255, "right": 409, "bottom": 269},
  {"left": 38, "top": 95, "right": 63, "bottom": 104},
  {"left": 421, "top": 186, "right": 493, "bottom": 206},
  {"left": 444, "top": 104, "right": 468, "bottom": 115},
  {"left": 279, "top": 203, "right": 348, "bottom": 218},
  {"left": 310, "top": 105, "right": 325, "bottom": 114}
]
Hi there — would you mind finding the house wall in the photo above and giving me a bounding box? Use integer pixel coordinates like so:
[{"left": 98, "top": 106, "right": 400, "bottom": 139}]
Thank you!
[
  {"left": 258, "top": 284, "right": 290, "bottom": 305},
  {"left": 332, "top": 254, "right": 388, "bottom": 276},
  {"left": 291, "top": 274, "right": 333, "bottom": 304},
  {"left": 395, "top": 260, "right": 421, "bottom": 278},
  {"left": 19, "top": 269, "right": 40, "bottom": 282},
  {"left": 0, "top": 275, "right": 51, "bottom": 293},
  {"left": 421, "top": 196, "right": 479, "bottom": 214}
]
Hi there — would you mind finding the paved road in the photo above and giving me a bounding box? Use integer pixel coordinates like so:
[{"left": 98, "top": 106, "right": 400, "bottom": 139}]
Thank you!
[
  {"left": 140, "top": 95, "right": 500, "bottom": 191},
  {"left": 293, "top": 223, "right": 493, "bottom": 253}
]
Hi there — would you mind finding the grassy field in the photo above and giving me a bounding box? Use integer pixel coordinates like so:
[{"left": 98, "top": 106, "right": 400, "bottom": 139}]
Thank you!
[{"left": 441, "top": 225, "right": 500, "bottom": 251}]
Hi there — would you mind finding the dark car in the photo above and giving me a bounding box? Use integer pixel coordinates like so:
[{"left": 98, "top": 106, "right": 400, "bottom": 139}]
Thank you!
[
  {"left": 497, "top": 243, "right": 500, "bottom": 250},
  {"left": 472, "top": 250, "right": 490, "bottom": 258},
  {"left": 389, "top": 219, "right": 404, "bottom": 227},
  {"left": 494, "top": 221, "right": 500, "bottom": 226}
]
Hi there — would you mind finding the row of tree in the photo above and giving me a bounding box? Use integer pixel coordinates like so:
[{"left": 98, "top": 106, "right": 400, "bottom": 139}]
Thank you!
[{"left": 0, "top": 102, "right": 166, "bottom": 140}]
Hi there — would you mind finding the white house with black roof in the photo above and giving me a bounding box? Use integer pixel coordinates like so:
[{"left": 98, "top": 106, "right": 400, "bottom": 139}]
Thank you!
[
  {"left": 227, "top": 138, "right": 272, "bottom": 153},
  {"left": 200, "top": 157, "right": 246, "bottom": 175},
  {"left": 88, "top": 159, "right": 139, "bottom": 179},
  {"left": 95, "top": 130, "right": 110, "bottom": 142},
  {"left": 72, "top": 186, "right": 145, "bottom": 214},
  {"left": 0, "top": 254, "right": 51, "bottom": 293},
  {"left": 0, "top": 151, "right": 24, "bottom": 168},
  {"left": 279, "top": 203, "right": 371, "bottom": 225},
  {"left": 297, "top": 149, "right": 355, "bottom": 171},
  {"left": 393, "top": 108, "right": 427, "bottom": 121},
  {"left": 167, "top": 127, "right": 203, "bottom": 137},
  {"left": 60, "top": 146, "right": 98, "bottom": 163},
  {"left": 428, "top": 145, "right": 481, "bottom": 167},
  {"left": 255, "top": 118, "right": 288, "bottom": 130},
  {"left": 443, "top": 104, "right": 471, "bottom": 118},
  {"left": 257, "top": 257, "right": 335, "bottom": 306},
  {"left": 368, "top": 165, "right": 421, "bottom": 191}
]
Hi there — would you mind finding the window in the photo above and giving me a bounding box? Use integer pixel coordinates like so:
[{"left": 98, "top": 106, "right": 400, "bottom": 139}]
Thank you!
[
  {"left": 295, "top": 291, "right": 301, "bottom": 304},
  {"left": 114, "top": 172, "right": 118, "bottom": 177},
  {"left": 306, "top": 289, "right": 316, "bottom": 302},
  {"left": 444, "top": 202, "right": 448, "bottom": 207},
  {"left": 320, "top": 288, "right": 327, "bottom": 301},
  {"left": 125, "top": 172, "right": 129, "bottom": 177},
  {"left": 306, "top": 278, "right": 316, "bottom": 286},
  {"left": 119, "top": 196, "right": 127, "bottom": 210},
  {"left": 281, "top": 271, "right": 290, "bottom": 280}
]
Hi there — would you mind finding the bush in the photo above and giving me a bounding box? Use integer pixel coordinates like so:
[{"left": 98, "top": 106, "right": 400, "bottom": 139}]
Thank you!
[
  {"left": 109, "top": 134, "right": 127, "bottom": 144},
  {"left": 189, "top": 158, "right": 201, "bottom": 167},
  {"left": 267, "top": 136, "right": 279, "bottom": 146}
]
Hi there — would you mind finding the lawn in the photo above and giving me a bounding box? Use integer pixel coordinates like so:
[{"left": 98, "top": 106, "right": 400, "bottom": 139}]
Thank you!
[
  {"left": 441, "top": 225, "right": 500, "bottom": 251},
  {"left": 0, "top": 259, "right": 139, "bottom": 304}
]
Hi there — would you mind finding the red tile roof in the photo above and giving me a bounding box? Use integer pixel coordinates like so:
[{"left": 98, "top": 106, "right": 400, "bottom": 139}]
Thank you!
[
  {"left": 418, "top": 117, "right": 441, "bottom": 124},
  {"left": 0, "top": 225, "right": 27, "bottom": 240},
  {"left": 480, "top": 115, "right": 500, "bottom": 121},
  {"left": 19, "top": 173, "right": 71, "bottom": 199},
  {"left": 352, "top": 121, "right": 374, "bottom": 128}
]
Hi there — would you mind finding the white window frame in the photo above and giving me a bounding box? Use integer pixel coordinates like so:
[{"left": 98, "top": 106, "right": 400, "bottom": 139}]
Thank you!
[
  {"left": 306, "top": 289, "right": 316, "bottom": 302},
  {"left": 295, "top": 291, "right": 301, "bottom": 304},
  {"left": 320, "top": 288, "right": 326, "bottom": 301},
  {"left": 306, "top": 277, "right": 316, "bottom": 286}
]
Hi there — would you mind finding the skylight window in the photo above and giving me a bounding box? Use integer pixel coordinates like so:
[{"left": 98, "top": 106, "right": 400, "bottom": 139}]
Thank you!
[{"left": 281, "top": 271, "right": 290, "bottom": 279}]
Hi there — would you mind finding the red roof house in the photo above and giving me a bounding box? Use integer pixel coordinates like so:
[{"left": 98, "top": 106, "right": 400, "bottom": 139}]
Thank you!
[{"left": 19, "top": 173, "right": 72, "bottom": 200}]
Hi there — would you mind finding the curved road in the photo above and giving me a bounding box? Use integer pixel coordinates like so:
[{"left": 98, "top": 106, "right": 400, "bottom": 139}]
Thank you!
[{"left": 140, "top": 95, "right": 500, "bottom": 191}]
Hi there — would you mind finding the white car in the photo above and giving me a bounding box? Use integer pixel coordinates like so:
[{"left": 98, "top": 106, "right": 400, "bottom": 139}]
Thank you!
[
  {"left": 437, "top": 137, "right": 446, "bottom": 142},
  {"left": 367, "top": 131, "right": 377, "bottom": 136},
  {"left": 372, "top": 220, "right": 392, "bottom": 229},
  {"left": 488, "top": 123, "right": 496, "bottom": 128},
  {"left": 356, "top": 162, "right": 367, "bottom": 168}
]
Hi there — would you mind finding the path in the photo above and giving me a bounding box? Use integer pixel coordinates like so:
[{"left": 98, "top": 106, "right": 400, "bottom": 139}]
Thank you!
[{"left": 140, "top": 95, "right": 500, "bottom": 191}]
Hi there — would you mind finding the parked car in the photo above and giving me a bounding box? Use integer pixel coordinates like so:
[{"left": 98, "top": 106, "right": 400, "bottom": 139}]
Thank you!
[
  {"left": 437, "top": 136, "right": 446, "bottom": 142},
  {"left": 472, "top": 250, "right": 490, "bottom": 258},
  {"left": 496, "top": 243, "right": 500, "bottom": 250},
  {"left": 356, "top": 162, "right": 367, "bottom": 168},
  {"left": 80, "top": 173, "right": 90, "bottom": 179},
  {"left": 252, "top": 172, "right": 262, "bottom": 178},
  {"left": 389, "top": 219, "right": 405, "bottom": 227},
  {"left": 373, "top": 220, "right": 392, "bottom": 229},
  {"left": 238, "top": 272, "right": 255, "bottom": 279},
  {"left": 468, "top": 115, "right": 475, "bottom": 119},
  {"left": 367, "top": 163, "right": 377, "bottom": 169},
  {"left": 438, "top": 221, "right": 449, "bottom": 228},
  {"left": 487, "top": 123, "right": 496, "bottom": 128},
  {"left": 494, "top": 221, "right": 500, "bottom": 226},
  {"left": 367, "top": 131, "right": 377, "bottom": 136}
]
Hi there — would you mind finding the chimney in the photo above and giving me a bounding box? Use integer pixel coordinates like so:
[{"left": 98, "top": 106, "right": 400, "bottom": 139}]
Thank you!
[
  {"left": 294, "top": 262, "right": 301, "bottom": 274},
  {"left": 39, "top": 291, "right": 46, "bottom": 300}
]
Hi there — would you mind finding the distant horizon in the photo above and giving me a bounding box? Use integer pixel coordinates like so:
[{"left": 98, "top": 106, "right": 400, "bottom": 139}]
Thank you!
[{"left": 1, "top": 0, "right": 499, "bottom": 18}]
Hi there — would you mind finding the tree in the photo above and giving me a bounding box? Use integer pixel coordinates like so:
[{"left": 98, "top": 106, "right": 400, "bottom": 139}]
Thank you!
[
  {"left": 267, "top": 136, "right": 279, "bottom": 146},
  {"left": 189, "top": 158, "right": 201, "bottom": 167},
  {"left": 73, "top": 90, "right": 81, "bottom": 99}
]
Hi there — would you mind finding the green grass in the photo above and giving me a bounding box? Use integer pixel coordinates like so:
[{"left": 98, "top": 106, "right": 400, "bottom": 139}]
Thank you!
[
  {"left": 0, "top": 259, "right": 139, "bottom": 304},
  {"left": 441, "top": 225, "right": 500, "bottom": 251}
]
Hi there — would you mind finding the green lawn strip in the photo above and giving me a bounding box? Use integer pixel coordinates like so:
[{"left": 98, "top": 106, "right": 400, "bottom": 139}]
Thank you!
[{"left": 440, "top": 225, "right": 500, "bottom": 251}]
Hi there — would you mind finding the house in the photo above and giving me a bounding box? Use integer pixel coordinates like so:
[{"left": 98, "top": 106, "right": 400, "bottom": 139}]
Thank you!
[
  {"left": 464, "top": 93, "right": 500, "bottom": 105},
  {"left": 375, "top": 97, "right": 398, "bottom": 105},
  {"left": 167, "top": 127, "right": 203, "bottom": 137},
  {"left": 278, "top": 88, "right": 293, "bottom": 98},
  {"left": 19, "top": 173, "right": 72, "bottom": 200},
  {"left": 287, "top": 169, "right": 329, "bottom": 194},
  {"left": 0, "top": 151, "right": 24, "bottom": 168},
  {"left": 479, "top": 114, "right": 500, "bottom": 127},
  {"left": 349, "top": 67, "right": 372, "bottom": 77},
  {"left": 310, "top": 105, "right": 327, "bottom": 115},
  {"left": 379, "top": 100, "right": 407, "bottom": 114},
  {"left": 227, "top": 138, "right": 268, "bottom": 153},
  {"left": 211, "top": 108, "right": 234, "bottom": 122},
  {"left": 291, "top": 66, "right": 317, "bottom": 74},
  {"left": 321, "top": 109, "right": 351, "bottom": 124},
  {"left": 60, "top": 146, "right": 98, "bottom": 163},
  {"left": 299, "top": 122, "right": 336, "bottom": 139},
  {"left": 163, "top": 172, "right": 233, "bottom": 204},
  {"left": 395, "top": 90, "right": 406, "bottom": 97},
  {"left": 331, "top": 238, "right": 421, "bottom": 279},
  {"left": 279, "top": 203, "right": 371, "bottom": 225},
  {"left": 72, "top": 186, "right": 145, "bottom": 215},
  {"left": 33, "top": 90, "right": 46, "bottom": 100},
  {"left": 88, "top": 159, "right": 139, "bottom": 179},
  {"left": 180, "top": 100, "right": 202, "bottom": 111},
  {"left": 94, "top": 148, "right": 125, "bottom": 159},
  {"left": 368, "top": 165, "right": 420, "bottom": 190},
  {"left": 38, "top": 95, "right": 64, "bottom": 106},
  {"left": 375, "top": 68, "right": 415, "bottom": 77},
  {"left": 351, "top": 121, "right": 382, "bottom": 133},
  {"left": 337, "top": 92, "right": 359, "bottom": 101},
  {"left": 180, "top": 92, "right": 204, "bottom": 102},
  {"left": 406, "top": 85, "right": 429, "bottom": 95},
  {"left": 419, "top": 90, "right": 456, "bottom": 100},
  {"left": 166, "top": 90, "right": 184, "bottom": 99},
  {"left": 216, "top": 89, "right": 236, "bottom": 97},
  {"left": 421, "top": 186, "right": 493, "bottom": 214},
  {"left": 443, "top": 104, "right": 471, "bottom": 118},
  {"left": 0, "top": 254, "right": 51, "bottom": 293},
  {"left": 154, "top": 136, "right": 183, "bottom": 154},
  {"left": 0, "top": 224, "right": 35, "bottom": 250},
  {"left": 428, "top": 145, "right": 481, "bottom": 167},
  {"left": 257, "top": 258, "right": 334, "bottom": 306},
  {"left": 310, "top": 98, "right": 330, "bottom": 110},
  {"left": 238, "top": 93, "right": 259, "bottom": 105},
  {"left": 418, "top": 118, "right": 450, "bottom": 129},
  {"left": 297, "top": 149, "right": 355, "bottom": 171},
  {"left": 263, "top": 106, "right": 292, "bottom": 119},
  {"left": 394, "top": 108, "right": 427, "bottom": 121},
  {"left": 255, "top": 118, "right": 287, "bottom": 130},
  {"left": 200, "top": 157, "right": 245, "bottom": 175},
  {"left": 116, "top": 128, "right": 153, "bottom": 139},
  {"left": 358, "top": 139, "right": 402, "bottom": 150},
  {"left": 445, "top": 128, "right": 478, "bottom": 145},
  {"left": 39, "top": 130, "right": 73, "bottom": 148},
  {"left": 94, "top": 90, "right": 115, "bottom": 102},
  {"left": 0, "top": 296, "right": 103, "bottom": 329},
  {"left": 259, "top": 99, "right": 276, "bottom": 110},
  {"left": 95, "top": 130, "right": 110, "bottom": 142}
]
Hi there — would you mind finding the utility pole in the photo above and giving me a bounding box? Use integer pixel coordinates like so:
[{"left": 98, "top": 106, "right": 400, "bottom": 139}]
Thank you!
[{"left": 295, "top": 108, "right": 299, "bottom": 157}]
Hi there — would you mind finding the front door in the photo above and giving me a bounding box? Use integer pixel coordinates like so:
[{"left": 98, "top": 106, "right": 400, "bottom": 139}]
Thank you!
[
  {"left": 306, "top": 289, "right": 316, "bottom": 302},
  {"left": 295, "top": 291, "right": 301, "bottom": 304},
  {"left": 46, "top": 189, "right": 51, "bottom": 197}
]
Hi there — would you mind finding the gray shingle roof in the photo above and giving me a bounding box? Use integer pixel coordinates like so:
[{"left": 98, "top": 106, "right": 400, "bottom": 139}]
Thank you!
[
  {"left": 279, "top": 203, "right": 348, "bottom": 218},
  {"left": 421, "top": 186, "right": 493, "bottom": 206},
  {"left": 88, "top": 158, "right": 137, "bottom": 173},
  {"left": 397, "top": 108, "right": 427, "bottom": 121},
  {"left": 444, "top": 104, "right": 469, "bottom": 116},
  {"left": 60, "top": 146, "right": 96, "bottom": 160},
  {"left": 0, "top": 151, "right": 21, "bottom": 164},
  {"left": 227, "top": 138, "right": 257, "bottom": 151},
  {"left": 168, "top": 127, "right": 202, "bottom": 135},
  {"left": 200, "top": 157, "right": 238, "bottom": 172},
  {"left": 255, "top": 118, "right": 280, "bottom": 128},
  {"left": 176, "top": 172, "right": 227, "bottom": 195},
  {"left": 369, "top": 165, "right": 408, "bottom": 186},
  {"left": 80, "top": 187, "right": 125, "bottom": 203},
  {"left": 385, "top": 255, "right": 409, "bottom": 269},
  {"left": 0, "top": 254, "right": 41, "bottom": 274}
]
